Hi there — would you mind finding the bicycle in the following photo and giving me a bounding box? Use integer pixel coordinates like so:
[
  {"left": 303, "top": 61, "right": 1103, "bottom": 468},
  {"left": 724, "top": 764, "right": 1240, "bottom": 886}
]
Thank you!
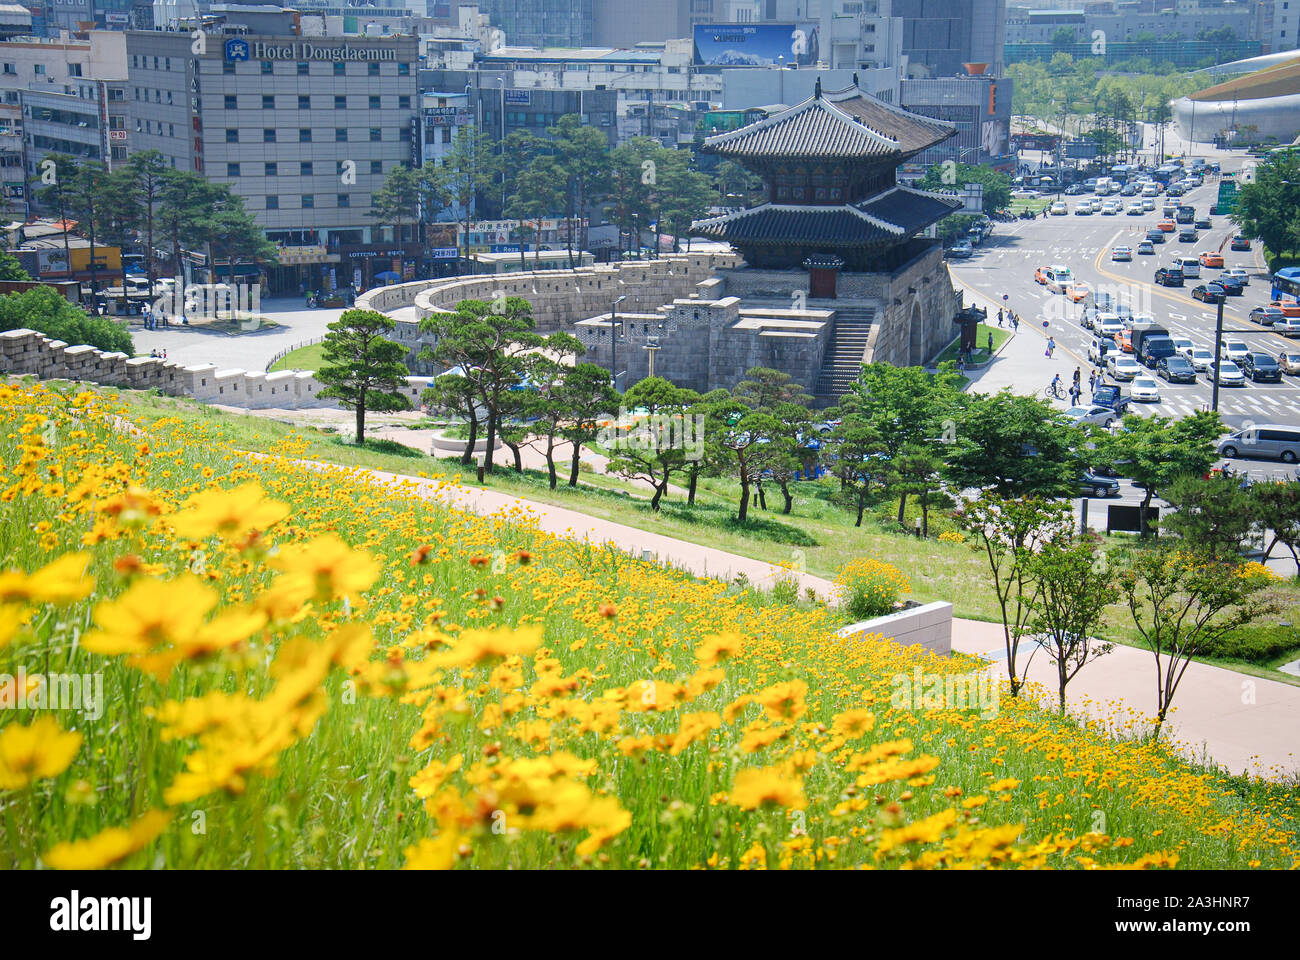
[{"left": 1043, "top": 382, "right": 1064, "bottom": 400}]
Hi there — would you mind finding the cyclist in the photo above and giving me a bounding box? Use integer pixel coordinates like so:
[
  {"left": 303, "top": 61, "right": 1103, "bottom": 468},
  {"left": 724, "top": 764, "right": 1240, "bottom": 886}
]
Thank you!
[{"left": 1049, "top": 373, "right": 1062, "bottom": 397}]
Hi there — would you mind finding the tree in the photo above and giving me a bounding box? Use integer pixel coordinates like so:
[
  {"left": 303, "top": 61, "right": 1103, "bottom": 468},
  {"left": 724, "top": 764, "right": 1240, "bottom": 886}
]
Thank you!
[
  {"left": 418, "top": 296, "right": 541, "bottom": 474},
  {"left": 424, "top": 126, "right": 499, "bottom": 273},
  {"left": 1161, "top": 473, "right": 1257, "bottom": 560},
  {"left": 0, "top": 287, "right": 131, "bottom": 353},
  {"left": 959, "top": 494, "right": 1075, "bottom": 698},
  {"left": 609, "top": 138, "right": 658, "bottom": 258},
  {"left": 824, "top": 419, "right": 888, "bottom": 527},
  {"left": 370, "top": 164, "right": 422, "bottom": 247},
  {"left": 606, "top": 376, "right": 699, "bottom": 511},
  {"left": 315, "top": 309, "right": 412, "bottom": 444},
  {"left": 709, "top": 396, "right": 782, "bottom": 523},
  {"left": 1232, "top": 148, "right": 1300, "bottom": 260},
  {"left": 505, "top": 155, "right": 564, "bottom": 271},
  {"left": 918, "top": 162, "right": 1011, "bottom": 214},
  {"left": 713, "top": 159, "right": 763, "bottom": 208},
  {"left": 1253, "top": 482, "right": 1300, "bottom": 576},
  {"left": 192, "top": 187, "right": 276, "bottom": 286},
  {"left": 554, "top": 363, "right": 620, "bottom": 488},
  {"left": 32, "top": 153, "right": 78, "bottom": 285},
  {"left": 156, "top": 170, "right": 227, "bottom": 282},
  {"left": 944, "top": 391, "right": 1081, "bottom": 498},
  {"left": 892, "top": 443, "right": 949, "bottom": 537},
  {"left": 422, "top": 372, "right": 481, "bottom": 465},
  {"left": 1095, "top": 411, "right": 1223, "bottom": 536},
  {"left": 0, "top": 248, "right": 29, "bottom": 281},
  {"left": 101, "top": 167, "right": 143, "bottom": 313},
  {"left": 548, "top": 115, "right": 611, "bottom": 263},
  {"left": 127, "top": 151, "right": 169, "bottom": 295},
  {"left": 1051, "top": 26, "right": 1077, "bottom": 47},
  {"left": 1023, "top": 535, "right": 1116, "bottom": 713},
  {"left": 1119, "top": 547, "right": 1280, "bottom": 741},
  {"left": 657, "top": 152, "right": 716, "bottom": 253},
  {"left": 514, "top": 331, "right": 584, "bottom": 485}
]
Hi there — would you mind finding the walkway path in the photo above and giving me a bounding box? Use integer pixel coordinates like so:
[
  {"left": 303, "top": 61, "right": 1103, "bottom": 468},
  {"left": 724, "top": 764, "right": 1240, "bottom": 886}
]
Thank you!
[{"left": 349, "top": 459, "right": 1299, "bottom": 779}]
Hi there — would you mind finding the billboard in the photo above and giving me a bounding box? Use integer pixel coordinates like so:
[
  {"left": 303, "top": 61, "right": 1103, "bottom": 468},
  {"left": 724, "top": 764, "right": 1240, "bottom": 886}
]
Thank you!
[{"left": 692, "top": 24, "right": 819, "bottom": 67}]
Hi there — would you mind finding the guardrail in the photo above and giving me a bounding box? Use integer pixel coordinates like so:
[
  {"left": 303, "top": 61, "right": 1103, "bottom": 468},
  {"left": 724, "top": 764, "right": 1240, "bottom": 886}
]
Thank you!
[{"left": 264, "top": 336, "right": 324, "bottom": 373}]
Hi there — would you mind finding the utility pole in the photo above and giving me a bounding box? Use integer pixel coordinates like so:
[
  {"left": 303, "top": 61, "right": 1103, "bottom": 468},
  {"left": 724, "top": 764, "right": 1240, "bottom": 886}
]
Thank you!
[{"left": 1211, "top": 296, "right": 1224, "bottom": 412}]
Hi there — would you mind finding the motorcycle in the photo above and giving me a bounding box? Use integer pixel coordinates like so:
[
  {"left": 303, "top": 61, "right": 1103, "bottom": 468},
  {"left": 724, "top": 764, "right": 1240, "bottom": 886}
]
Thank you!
[{"left": 1019, "top": 209, "right": 1036, "bottom": 221}]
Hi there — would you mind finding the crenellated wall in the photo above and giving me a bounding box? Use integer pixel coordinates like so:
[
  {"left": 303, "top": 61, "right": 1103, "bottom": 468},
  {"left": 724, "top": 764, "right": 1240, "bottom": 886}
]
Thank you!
[{"left": 0, "top": 329, "right": 434, "bottom": 412}]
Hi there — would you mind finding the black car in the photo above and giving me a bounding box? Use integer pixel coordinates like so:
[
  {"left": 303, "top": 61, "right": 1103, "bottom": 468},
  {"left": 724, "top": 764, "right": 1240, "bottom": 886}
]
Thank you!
[
  {"left": 1145, "top": 229, "right": 1166, "bottom": 243},
  {"left": 1241, "top": 352, "right": 1283, "bottom": 382},
  {"left": 1230, "top": 235, "right": 1251, "bottom": 251},
  {"left": 1157, "top": 355, "right": 1196, "bottom": 383},
  {"left": 1065, "top": 184, "right": 1085, "bottom": 195},
  {"left": 1079, "top": 471, "right": 1121, "bottom": 498},
  {"left": 1218, "top": 274, "right": 1245, "bottom": 296},
  {"left": 1155, "top": 266, "right": 1184, "bottom": 287},
  {"left": 1195, "top": 217, "right": 1212, "bottom": 230},
  {"left": 1178, "top": 228, "right": 1199, "bottom": 243},
  {"left": 1192, "top": 283, "right": 1227, "bottom": 303}
]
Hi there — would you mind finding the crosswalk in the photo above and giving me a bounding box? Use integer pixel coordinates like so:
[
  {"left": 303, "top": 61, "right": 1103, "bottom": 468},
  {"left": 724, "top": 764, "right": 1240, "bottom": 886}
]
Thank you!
[{"left": 1137, "top": 389, "right": 1300, "bottom": 422}]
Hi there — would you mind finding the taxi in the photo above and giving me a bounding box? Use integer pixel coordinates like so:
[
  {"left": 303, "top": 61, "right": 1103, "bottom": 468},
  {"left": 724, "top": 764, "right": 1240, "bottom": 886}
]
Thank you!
[
  {"left": 1271, "top": 300, "right": 1300, "bottom": 318},
  {"left": 1035, "top": 264, "right": 1073, "bottom": 293},
  {"left": 1157, "top": 219, "right": 1176, "bottom": 232},
  {"left": 1199, "top": 251, "right": 1224, "bottom": 268},
  {"left": 1065, "top": 282, "right": 1092, "bottom": 303},
  {"left": 1116, "top": 328, "right": 1134, "bottom": 353}
]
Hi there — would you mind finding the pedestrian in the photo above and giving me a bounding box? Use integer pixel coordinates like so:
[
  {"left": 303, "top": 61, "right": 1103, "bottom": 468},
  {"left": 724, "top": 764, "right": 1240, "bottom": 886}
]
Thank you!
[
  {"left": 162, "top": 349, "right": 167, "bottom": 360},
  {"left": 957, "top": 353, "right": 966, "bottom": 374},
  {"left": 1046, "top": 336, "right": 1056, "bottom": 358},
  {"left": 987, "top": 331, "right": 994, "bottom": 356},
  {"left": 1073, "top": 366, "right": 1081, "bottom": 387},
  {"left": 997, "top": 307, "right": 1004, "bottom": 327},
  {"left": 1088, "top": 370, "right": 1097, "bottom": 393}
]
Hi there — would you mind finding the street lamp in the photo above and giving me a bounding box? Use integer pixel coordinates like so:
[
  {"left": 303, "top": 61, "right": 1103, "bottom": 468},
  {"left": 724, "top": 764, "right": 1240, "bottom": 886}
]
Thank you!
[
  {"left": 610, "top": 295, "right": 627, "bottom": 391},
  {"left": 497, "top": 78, "right": 506, "bottom": 213}
]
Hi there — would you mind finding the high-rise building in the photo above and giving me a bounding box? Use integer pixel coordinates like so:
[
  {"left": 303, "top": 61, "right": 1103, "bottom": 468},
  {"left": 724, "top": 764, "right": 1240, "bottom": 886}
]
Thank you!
[
  {"left": 476, "top": 0, "right": 595, "bottom": 49},
  {"left": 1261, "top": 0, "right": 1300, "bottom": 53},
  {"left": 891, "top": 0, "right": 1006, "bottom": 77}
]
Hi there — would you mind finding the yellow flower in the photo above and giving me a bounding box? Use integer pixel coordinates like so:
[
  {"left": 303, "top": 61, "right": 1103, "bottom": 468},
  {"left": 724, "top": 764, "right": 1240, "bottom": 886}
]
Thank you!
[
  {"left": 81, "top": 574, "right": 218, "bottom": 657},
  {"left": 170, "top": 481, "right": 291, "bottom": 543},
  {"left": 668, "top": 711, "right": 721, "bottom": 756},
  {"left": 402, "top": 831, "right": 461, "bottom": 869},
  {"left": 0, "top": 715, "right": 83, "bottom": 789},
  {"left": 695, "top": 632, "right": 745, "bottom": 667},
  {"left": 42, "top": 810, "right": 171, "bottom": 869},
  {"left": 410, "top": 754, "right": 464, "bottom": 799},
  {"left": 729, "top": 764, "right": 807, "bottom": 810},
  {"left": 755, "top": 679, "right": 808, "bottom": 722},
  {"left": 268, "top": 533, "right": 380, "bottom": 603},
  {"left": 0, "top": 552, "right": 95, "bottom": 605},
  {"left": 429, "top": 625, "right": 543, "bottom": 668}
]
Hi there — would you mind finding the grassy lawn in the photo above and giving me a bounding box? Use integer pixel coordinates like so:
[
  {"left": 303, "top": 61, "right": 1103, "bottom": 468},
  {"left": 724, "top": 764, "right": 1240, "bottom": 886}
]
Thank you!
[
  {"left": 268, "top": 341, "right": 327, "bottom": 372},
  {"left": 933, "top": 323, "right": 1012, "bottom": 366},
  {"left": 95, "top": 384, "right": 1300, "bottom": 684},
  {"left": 1010, "top": 197, "right": 1051, "bottom": 215}
]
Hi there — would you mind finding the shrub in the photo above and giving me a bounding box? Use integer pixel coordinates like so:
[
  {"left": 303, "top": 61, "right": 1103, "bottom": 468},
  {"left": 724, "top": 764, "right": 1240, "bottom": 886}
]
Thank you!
[
  {"left": 835, "top": 557, "right": 911, "bottom": 621},
  {"left": 938, "top": 530, "right": 965, "bottom": 544},
  {"left": 0, "top": 287, "right": 132, "bottom": 354}
]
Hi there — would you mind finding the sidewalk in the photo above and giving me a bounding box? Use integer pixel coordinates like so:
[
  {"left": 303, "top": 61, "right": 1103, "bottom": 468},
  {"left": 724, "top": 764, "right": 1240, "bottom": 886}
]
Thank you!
[{"left": 349, "top": 460, "right": 1299, "bottom": 779}]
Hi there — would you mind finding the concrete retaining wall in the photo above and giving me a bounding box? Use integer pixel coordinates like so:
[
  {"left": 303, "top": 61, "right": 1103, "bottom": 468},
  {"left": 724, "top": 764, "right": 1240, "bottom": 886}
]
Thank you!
[{"left": 836, "top": 601, "right": 953, "bottom": 656}]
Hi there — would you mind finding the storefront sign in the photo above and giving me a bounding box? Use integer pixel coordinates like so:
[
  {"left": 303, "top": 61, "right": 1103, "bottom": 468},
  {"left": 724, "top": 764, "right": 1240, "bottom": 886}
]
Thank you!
[{"left": 225, "top": 38, "right": 398, "bottom": 62}]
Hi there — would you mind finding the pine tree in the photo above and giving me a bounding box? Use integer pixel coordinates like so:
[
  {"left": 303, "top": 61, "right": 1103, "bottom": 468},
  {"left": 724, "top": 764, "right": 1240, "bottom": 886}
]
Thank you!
[{"left": 316, "top": 309, "right": 412, "bottom": 444}]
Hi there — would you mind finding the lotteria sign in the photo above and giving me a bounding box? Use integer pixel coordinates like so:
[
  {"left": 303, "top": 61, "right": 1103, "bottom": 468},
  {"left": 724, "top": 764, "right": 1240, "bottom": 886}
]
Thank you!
[{"left": 224, "top": 37, "right": 397, "bottom": 62}]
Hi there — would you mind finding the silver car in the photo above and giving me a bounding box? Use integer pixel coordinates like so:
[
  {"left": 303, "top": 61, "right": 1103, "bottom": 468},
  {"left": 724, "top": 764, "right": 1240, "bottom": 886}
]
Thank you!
[
  {"left": 1218, "top": 425, "right": 1300, "bottom": 463},
  {"left": 1065, "top": 405, "right": 1118, "bottom": 429}
]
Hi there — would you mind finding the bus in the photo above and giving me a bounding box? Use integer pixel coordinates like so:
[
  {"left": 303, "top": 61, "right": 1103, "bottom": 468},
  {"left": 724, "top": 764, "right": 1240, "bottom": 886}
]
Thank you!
[{"left": 1272, "top": 267, "right": 1300, "bottom": 304}]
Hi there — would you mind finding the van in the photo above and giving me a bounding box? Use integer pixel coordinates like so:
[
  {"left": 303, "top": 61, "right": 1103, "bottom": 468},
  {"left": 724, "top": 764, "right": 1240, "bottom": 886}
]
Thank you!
[
  {"left": 1176, "top": 256, "right": 1200, "bottom": 279},
  {"left": 1218, "top": 424, "right": 1300, "bottom": 463}
]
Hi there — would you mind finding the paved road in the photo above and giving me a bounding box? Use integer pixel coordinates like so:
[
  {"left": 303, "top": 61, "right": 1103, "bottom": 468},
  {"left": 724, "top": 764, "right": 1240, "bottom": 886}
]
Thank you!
[{"left": 127, "top": 296, "right": 347, "bottom": 371}]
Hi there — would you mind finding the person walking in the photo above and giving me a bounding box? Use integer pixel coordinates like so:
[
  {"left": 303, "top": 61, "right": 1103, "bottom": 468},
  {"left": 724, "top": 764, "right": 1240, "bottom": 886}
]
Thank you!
[
  {"left": 1046, "top": 336, "right": 1056, "bottom": 358},
  {"left": 1073, "top": 366, "right": 1081, "bottom": 388},
  {"left": 1088, "top": 369, "right": 1097, "bottom": 394},
  {"left": 987, "top": 331, "right": 994, "bottom": 356},
  {"left": 997, "top": 307, "right": 1004, "bottom": 327},
  {"left": 1011, "top": 313, "right": 1019, "bottom": 332}
]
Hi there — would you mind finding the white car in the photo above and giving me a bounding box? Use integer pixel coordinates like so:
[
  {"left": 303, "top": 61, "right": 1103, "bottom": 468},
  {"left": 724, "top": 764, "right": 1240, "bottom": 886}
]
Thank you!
[
  {"left": 1220, "top": 339, "right": 1250, "bottom": 363},
  {"left": 1130, "top": 376, "right": 1161, "bottom": 402},
  {"left": 1187, "top": 347, "right": 1215, "bottom": 371},
  {"left": 1012, "top": 188, "right": 1041, "bottom": 199},
  {"left": 1277, "top": 317, "right": 1300, "bottom": 338},
  {"left": 1172, "top": 337, "right": 1194, "bottom": 356},
  {"left": 1127, "top": 203, "right": 1144, "bottom": 215},
  {"left": 1141, "top": 197, "right": 1156, "bottom": 211},
  {"left": 1112, "top": 245, "right": 1133, "bottom": 261},
  {"left": 1141, "top": 184, "right": 1160, "bottom": 197},
  {"left": 1108, "top": 354, "right": 1142, "bottom": 380},
  {"left": 1049, "top": 201, "right": 1068, "bottom": 216},
  {"left": 1098, "top": 317, "right": 1126, "bottom": 338},
  {"left": 1223, "top": 267, "right": 1250, "bottom": 286},
  {"left": 1101, "top": 202, "right": 1120, "bottom": 216},
  {"left": 1211, "top": 361, "right": 1245, "bottom": 386}
]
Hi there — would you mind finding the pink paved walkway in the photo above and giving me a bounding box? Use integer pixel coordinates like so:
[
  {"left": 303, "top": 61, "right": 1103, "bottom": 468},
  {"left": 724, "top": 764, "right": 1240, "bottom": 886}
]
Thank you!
[{"left": 355, "top": 466, "right": 1299, "bottom": 779}]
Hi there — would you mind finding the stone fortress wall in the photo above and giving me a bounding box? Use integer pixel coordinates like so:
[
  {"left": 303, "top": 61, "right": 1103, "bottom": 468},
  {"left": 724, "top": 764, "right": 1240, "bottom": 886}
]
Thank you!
[{"left": 0, "top": 328, "right": 433, "bottom": 411}]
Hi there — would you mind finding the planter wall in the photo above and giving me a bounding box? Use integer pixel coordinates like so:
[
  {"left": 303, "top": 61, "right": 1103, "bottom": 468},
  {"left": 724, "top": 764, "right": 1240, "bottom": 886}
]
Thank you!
[{"left": 836, "top": 600, "right": 953, "bottom": 656}]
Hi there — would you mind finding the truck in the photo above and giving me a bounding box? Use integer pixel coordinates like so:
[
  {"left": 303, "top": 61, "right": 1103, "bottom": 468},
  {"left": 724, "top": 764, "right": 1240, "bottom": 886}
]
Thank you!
[
  {"left": 1091, "top": 383, "right": 1131, "bottom": 415},
  {"left": 1175, "top": 204, "right": 1195, "bottom": 224},
  {"left": 1132, "top": 323, "right": 1175, "bottom": 368}
]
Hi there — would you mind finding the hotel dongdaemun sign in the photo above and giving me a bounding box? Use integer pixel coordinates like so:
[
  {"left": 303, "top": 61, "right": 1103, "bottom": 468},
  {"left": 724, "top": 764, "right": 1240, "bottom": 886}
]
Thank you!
[{"left": 224, "top": 37, "right": 397, "bottom": 62}]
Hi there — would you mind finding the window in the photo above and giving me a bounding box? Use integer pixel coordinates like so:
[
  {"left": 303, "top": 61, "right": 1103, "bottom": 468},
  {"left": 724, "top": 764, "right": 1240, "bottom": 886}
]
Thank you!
[
  {"left": 1, "top": 64, "right": 13, "bottom": 76},
  {"left": 225, "top": 95, "right": 238, "bottom": 109},
  {"left": 69, "top": 64, "right": 82, "bottom": 77},
  {"left": 262, "top": 128, "right": 275, "bottom": 142},
  {"left": 336, "top": 128, "right": 348, "bottom": 142},
  {"left": 227, "top": 163, "right": 240, "bottom": 176},
  {"left": 131, "top": 55, "right": 137, "bottom": 69},
  {"left": 399, "top": 127, "right": 410, "bottom": 142},
  {"left": 34, "top": 64, "right": 45, "bottom": 76},
  {"left": 265, "top": 162, "right": 278, "bottom": 176},
  {"left": 266, "top": 196, "right": 279, "bottom": 210},
  {"left": 333, "top": 62, "right": 346, "bottom": 76},
  {"left": 302, "top": 195, "right": 314, "bottom": 209},
  {"left": 335, "top": 95, "right": 346, "bottom": 109},
  {"left": 398, "top": 62, "right": 410, "bottom": 76},
  {"left": 370, "top": 160, "right": 383, "bottom": 174},
  {"left": 261, "top": 61, "right": 274, "bottom": 75},
  {"left": 367, "top": 63, "right": 382, "bottom": 78},
  {"left": 337, "top": 194, "right": 350, "bottom": 208},
  {"left": 301, "top": 161, "right": 313, "bottom": 175},
  {"left": 440, "top": 127, "right": 451, "bottom": 144},
  {"left": 297, "top": 62, "right": 309, "bottom": 76},
  {"left": 257, "top": 94, "right": 272, "bottom": 109},
  {"left": 226, "top": 128, "right": 239, "bottom": 143},
  {"left": 299, "top": 128, "right": 312, "bottom": 143},
  {"left": 223, "top": 61, "right": 235, "bottom": 75},
  {"left": 369, "top": 95, "right": 381, "bottom": 109},
  {"left": 399, "top": 95, "right": 410, "bottom": 109},
  {"left": 369, "top": 128, "right": 381, "bottom": 142}
]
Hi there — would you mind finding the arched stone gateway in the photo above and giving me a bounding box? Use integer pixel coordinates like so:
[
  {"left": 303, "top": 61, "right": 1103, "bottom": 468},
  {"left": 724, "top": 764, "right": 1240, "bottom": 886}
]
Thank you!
[{"left": 908, "top": 300, "right": 924, "bottom": 367}]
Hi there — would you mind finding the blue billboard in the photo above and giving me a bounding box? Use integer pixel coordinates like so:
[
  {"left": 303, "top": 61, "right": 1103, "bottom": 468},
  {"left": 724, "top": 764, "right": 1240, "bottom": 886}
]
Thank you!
[{"left": 692, "top": 23, "right": 819, "bottom": 67}]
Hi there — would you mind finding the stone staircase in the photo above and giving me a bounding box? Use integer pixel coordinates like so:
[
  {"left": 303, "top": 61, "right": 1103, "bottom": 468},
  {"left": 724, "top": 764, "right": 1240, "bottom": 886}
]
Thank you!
[{"left": 813, "top": 307, "right": 875, "bottom": 407}]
